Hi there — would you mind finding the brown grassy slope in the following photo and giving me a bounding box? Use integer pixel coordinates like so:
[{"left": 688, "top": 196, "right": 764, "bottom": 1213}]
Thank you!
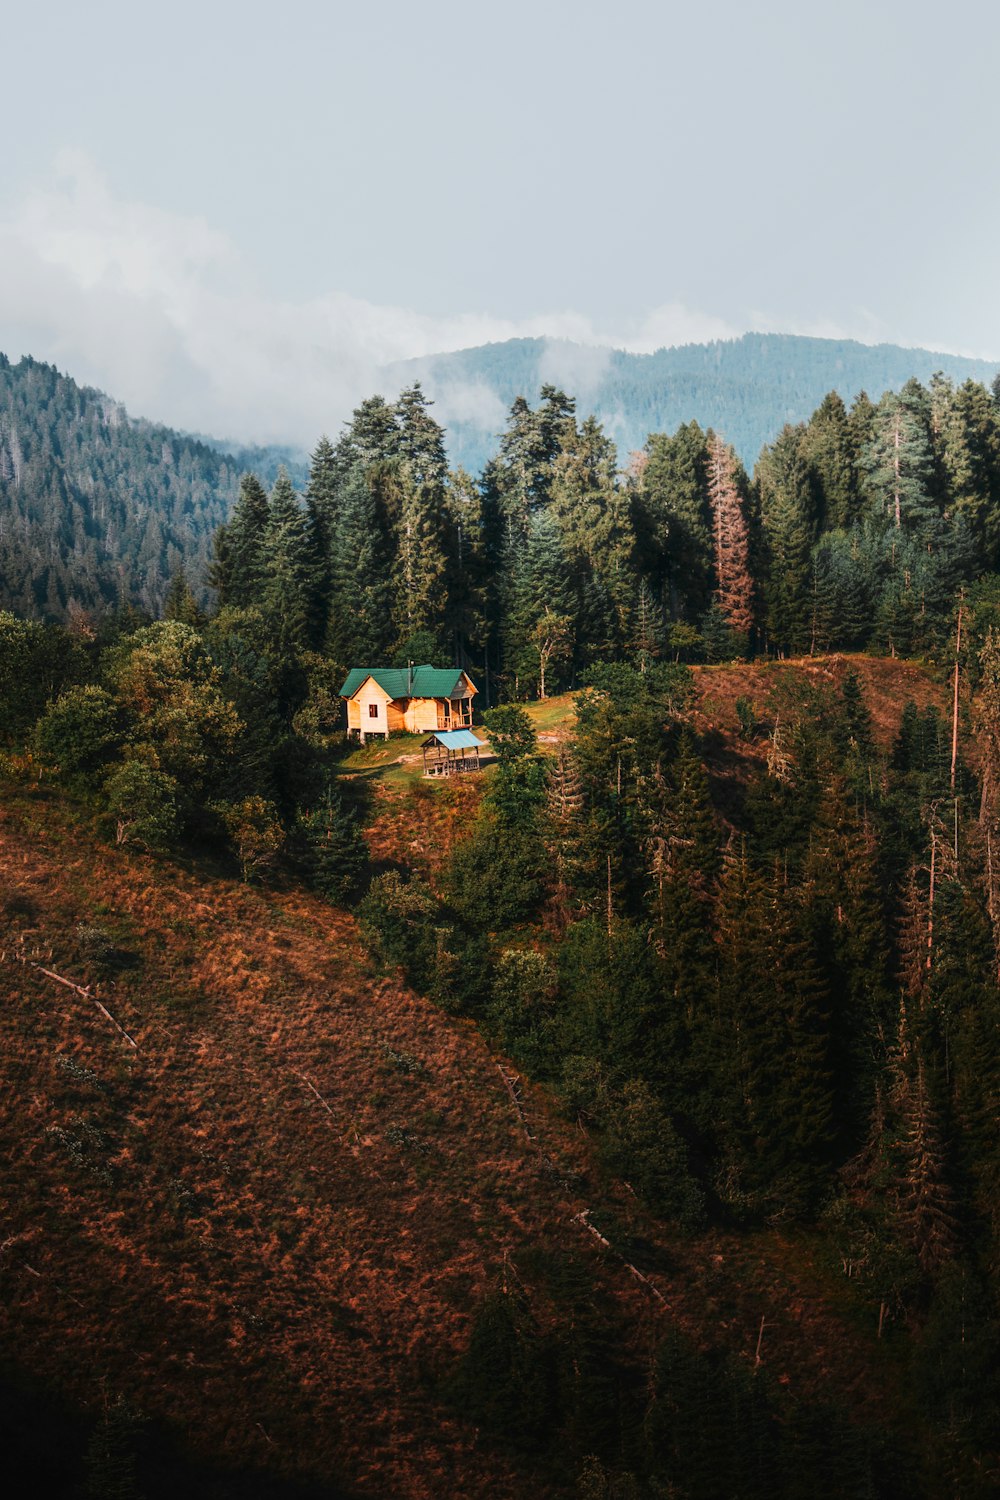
[
  {"left": 692, "top": 653, "right": 949, "bottom": 751},
  {"left": 0, "top": 650, "right": 939, "bottom": 1498},
  {"left": 689, "top": 654, "right": 951, "bottom": 821},
  {"left": 362, "top": 776, "right": 483, "bottom": 885}
]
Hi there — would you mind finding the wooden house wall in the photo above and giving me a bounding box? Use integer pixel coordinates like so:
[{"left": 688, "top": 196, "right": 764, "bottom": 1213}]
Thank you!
[
  {"left": 402, "top": 698, "right": 446, "bottom": 733},
  {"left": 354, "top": 680, "right": 393, "bottom": 738}
]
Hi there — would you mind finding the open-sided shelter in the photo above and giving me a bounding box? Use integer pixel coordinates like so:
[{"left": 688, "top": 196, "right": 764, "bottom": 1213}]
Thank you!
[{"left": 421, "top": 729, "right": 486, "bottom": 777}]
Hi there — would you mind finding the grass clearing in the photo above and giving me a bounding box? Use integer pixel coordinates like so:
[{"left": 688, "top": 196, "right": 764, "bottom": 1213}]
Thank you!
[
  {"left": 331, "top": 731, "right": 428, "bottom": 789},
  {"left": 522, "top": 692, "right": 577, "bottom": 742}
]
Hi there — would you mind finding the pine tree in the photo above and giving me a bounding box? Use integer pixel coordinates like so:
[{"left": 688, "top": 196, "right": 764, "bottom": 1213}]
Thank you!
[
  {"left": 757, "top": 425, "right": 816, "bottom": 654},
  {"left": 393, "top": 467, "right": 450, "bottom": 658},
  {"left": 630, "top": 575, "right": 664, "bottom": 672},
  {"left": 549, "top": 416, "right": 633, "bottom": 659},
  {"left": 442, "top": 466, "right": 488, "bottom": 670},
  {"left": 861, "top": 389, "right": 936, "bottom": 534},
  {"left": 306, "top": 434, "right": 339, "bottom": 549},
  {"left": 642, "top": 732, "right": 720, "bottom": 1128},
  {"left": 326, "top": 466, "right": 392, "bottom": 664},
  {"left": 163, "top": 564, "right": 202, "bottom": 625},
  {"left": 836, "top": 668, "right": 876, "bottom": 765},
  {"left": 297, "top": 785, "right": 368, "bottom": 903},
  {"left": 712, "top": 846, "right": 834, "bottom": 1217},
  {"left": 222, "top": 472, "right": 270, "bottom": 605},
  {"left": 544, "top": 744, "right": 585, "bottom": 926},
  {"left": 262, "top": 468, "right": 322, "bottom": 659},
  {"left": 893, "top": 1059, "right": 960, "bottom": 1276},
  {"left": 848, "top": 391, "right": 877, "bottom": 505},
  {"left": 503, "top": 510, "right": 573, "bottom": 694},
  {"left": 706, "top": 433, "right": 754, "bottom": 640},
  {"left": 807, "top": 544, "right": 839, "bottom": 653},
  {"left": 207, "top": 521, "right": 234, "bottom": 606},
  {"left": 939, "top": 380, "right": 1000, "bottom": 569},
  {"left": 395, "top": 383, "right": 448, "bottom": 488},
  {"left": 493, "top": 385, "right": 577, "bottom": 535},
  {"left": 304, "top": 434, "right": 339, "bottom": 635},
  {"left": 810, "top": 529, "right": 871, "bottom": 651},
  {"left": 638, "top": 421, "right": 713, "bottom": 622},
  {"left": 333, "top": 394, "right": 400, "bottom": 478},
  {"left": 803, "top": 779, "right": 893, "bottom": 1146},
  {"left": 801, "top": 390, "right": 859, "bottom": 530}
]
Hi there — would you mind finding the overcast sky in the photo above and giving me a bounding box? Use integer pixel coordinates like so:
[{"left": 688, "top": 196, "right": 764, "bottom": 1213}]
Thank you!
[{"left": 2, "top": 0, "right": 998, "bottom": 445}]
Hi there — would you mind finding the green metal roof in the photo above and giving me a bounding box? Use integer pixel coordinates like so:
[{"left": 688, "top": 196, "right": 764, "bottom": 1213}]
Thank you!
[
  {"left": 423, "top": 730, "right": 484, "bottom": 750},
  {"left": 339, "top": 664, "right": 468, "bottom": 700}
]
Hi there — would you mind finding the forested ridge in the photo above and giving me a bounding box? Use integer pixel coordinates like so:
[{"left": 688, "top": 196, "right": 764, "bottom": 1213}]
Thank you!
[
  {"left": 389, "top": 331, "right": 1000, "bottom": 472},
  {"left": 4, "top": 332, "right": 1000, "bottom": 631},
  {"left": 0, "top": 354, "right": 304, "bottom": 622},
  {"left": 5, "top": 362, "right": 1000, "bottom": 1494}
]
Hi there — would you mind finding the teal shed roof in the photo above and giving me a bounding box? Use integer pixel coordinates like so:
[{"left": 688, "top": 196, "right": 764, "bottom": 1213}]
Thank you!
[
  {"left": 339, "top": 664, "right": 469, "bottom": 700},
  {"left": 423, "top": 730, "right": 485, "bottom": 749}
]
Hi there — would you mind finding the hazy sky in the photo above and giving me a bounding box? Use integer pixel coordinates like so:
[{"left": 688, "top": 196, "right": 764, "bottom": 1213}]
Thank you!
[{"left": 2, "top": 0, "right": 999, "bottom": 444}]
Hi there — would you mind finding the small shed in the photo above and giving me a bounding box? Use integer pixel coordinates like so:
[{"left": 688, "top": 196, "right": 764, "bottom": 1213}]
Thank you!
[{"left": 421, "top": 729, "right": 486, "bottom": 777}]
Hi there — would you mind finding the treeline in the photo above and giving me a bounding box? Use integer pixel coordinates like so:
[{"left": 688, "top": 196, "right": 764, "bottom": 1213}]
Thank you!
[
  {"left": 210, "top": 372, "right": 1000, "bottom": 700},
  {"left": 7, "top": 348, "right": 1000, "bottom": 684},
  {"left": 0, "top": 354, "right": 302, "bottom": 621},
  {"left": 0, "top": 608, "right": 365, "bottom": 899}
]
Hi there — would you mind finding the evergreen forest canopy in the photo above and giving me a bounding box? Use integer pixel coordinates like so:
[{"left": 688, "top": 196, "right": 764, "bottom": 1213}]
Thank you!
[
  {"left": 0, "top": 354, "right": 305, "bottom": 622},
  {"left": 9, "top": 352, "right": 1000, "bottom": 1492},
  {"left": 206, "top": 367, "right": 1000, "bottom": 691},
  {"left": 2, "top": 331, "right": 999, "bottom": 629}
]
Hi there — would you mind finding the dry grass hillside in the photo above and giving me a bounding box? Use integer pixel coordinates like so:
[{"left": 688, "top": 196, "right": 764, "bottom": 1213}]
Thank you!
[
  {"left": 0, "top": 654, "right": 950, "bottom": 1496},
  {"left": 691, "top": 653, "right": 950, "bottom": 754}
]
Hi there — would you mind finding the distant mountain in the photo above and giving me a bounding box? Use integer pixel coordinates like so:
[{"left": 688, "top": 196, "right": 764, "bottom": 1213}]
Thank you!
[
  {"left": 0, "top": 355, "right": 307, "bottom": 621},
  {"left": 386, "top": 332, "right": 1000, "bottom": 471}
]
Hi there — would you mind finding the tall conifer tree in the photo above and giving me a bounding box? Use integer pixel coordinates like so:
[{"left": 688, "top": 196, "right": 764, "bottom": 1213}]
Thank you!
[
  {"left": 757, "top": 425, "right": 816, "bottom": 655},
  {"left": 707, "top": 433, "right": 754, "bottom": 640}
]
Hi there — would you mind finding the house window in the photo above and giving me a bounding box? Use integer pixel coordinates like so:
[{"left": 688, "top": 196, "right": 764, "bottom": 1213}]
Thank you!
[{"left": 369, "top": 703, "right": 379, "bottom": 719}]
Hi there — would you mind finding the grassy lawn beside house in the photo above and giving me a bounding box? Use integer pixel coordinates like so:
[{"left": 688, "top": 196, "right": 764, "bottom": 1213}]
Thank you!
[{"left": 522, "top": 691, "right": 577, "bottom": 742}]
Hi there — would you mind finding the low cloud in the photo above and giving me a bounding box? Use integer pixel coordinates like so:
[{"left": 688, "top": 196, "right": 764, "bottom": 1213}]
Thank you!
[{"left": 0, "top": 152, "right": 909, "bottom": 450}]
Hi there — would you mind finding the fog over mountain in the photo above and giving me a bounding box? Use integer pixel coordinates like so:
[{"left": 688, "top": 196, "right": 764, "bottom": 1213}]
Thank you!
[{"left": 387, "top": 333, "right": 1000, "bottom": 472}]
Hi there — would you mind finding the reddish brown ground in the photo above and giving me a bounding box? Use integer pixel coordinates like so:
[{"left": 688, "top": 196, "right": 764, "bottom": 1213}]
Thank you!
[
  {"left": 363, "top": 776, "right": 482, "bottom": 886},
  {"left": 0, "top": 657, "right": 935, "bottom": 1495},
  {"left": 692, "top": 651, "right": 949, "bottom": 750}
]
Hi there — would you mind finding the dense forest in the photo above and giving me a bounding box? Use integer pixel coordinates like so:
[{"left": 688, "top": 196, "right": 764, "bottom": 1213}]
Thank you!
[
  {"left": 5, "top": 364, "right": 1000, "bottom": 1494},
  {"left": 0, "top": 354, "right": 304, "bottom": 621},
  {"left": 4, "top": 334, "right": 999, "bottom": 629},
  {"left": 204, "top": 367, "right": 1000, "bottom": 694}
]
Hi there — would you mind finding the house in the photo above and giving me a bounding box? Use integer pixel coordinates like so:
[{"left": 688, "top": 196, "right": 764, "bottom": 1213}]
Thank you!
[{"left": 339, "top": 664, "right": 478, "bottom": 743}]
